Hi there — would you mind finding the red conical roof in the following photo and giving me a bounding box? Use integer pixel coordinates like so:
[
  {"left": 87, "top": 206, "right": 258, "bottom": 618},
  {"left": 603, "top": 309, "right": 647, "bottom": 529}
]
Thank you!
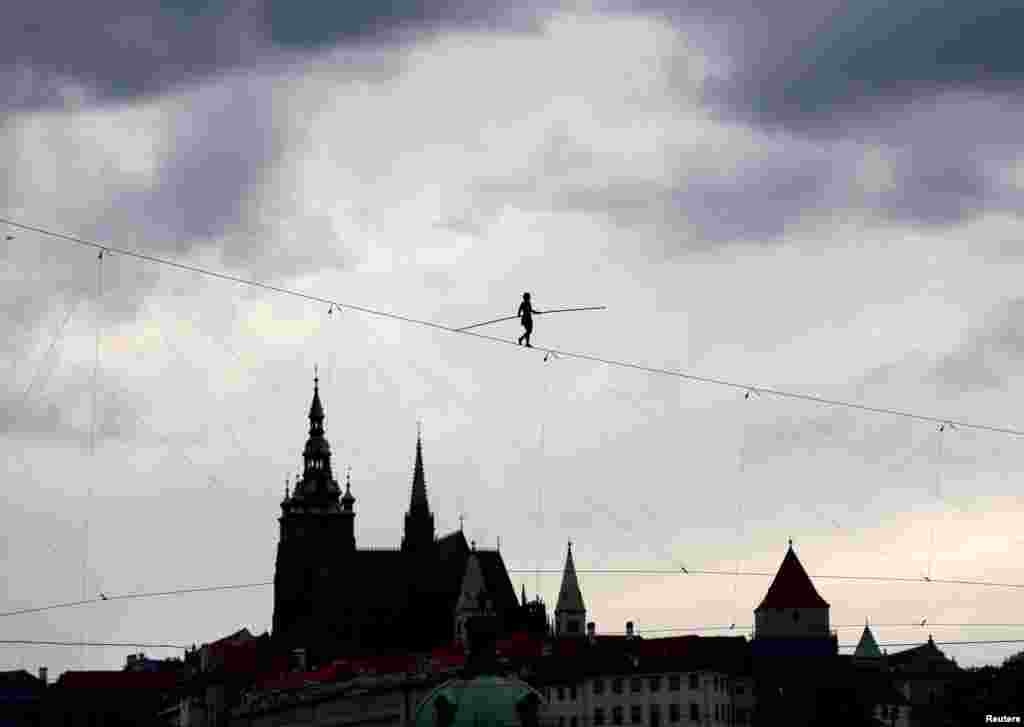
[{"left": 756, "top": 544, "right": 829, "bottom": 610}]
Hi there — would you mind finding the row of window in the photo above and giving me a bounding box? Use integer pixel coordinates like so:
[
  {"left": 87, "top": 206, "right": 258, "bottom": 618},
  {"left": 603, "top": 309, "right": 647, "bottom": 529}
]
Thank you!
[
  {"left": 556, "top": 674, "right": 742, "bottom": 700},
  {"left": 591, "top": 675, "right": 694, "bottom": 696},
  {"left": 581, "top": 703, "right": 747, "bottom": 726},
  {"left": 590, "top": 703, "right": 696, "bottom": 725}
]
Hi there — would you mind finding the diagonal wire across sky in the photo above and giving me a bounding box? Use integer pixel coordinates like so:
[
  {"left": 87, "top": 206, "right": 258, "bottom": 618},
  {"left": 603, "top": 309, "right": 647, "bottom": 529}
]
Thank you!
[{"left": 3, "top": 216, "right": 1024, "bottom": 438}]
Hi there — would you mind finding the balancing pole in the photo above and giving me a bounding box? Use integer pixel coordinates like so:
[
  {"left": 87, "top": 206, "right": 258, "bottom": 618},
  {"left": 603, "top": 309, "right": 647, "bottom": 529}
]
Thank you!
[{"left": 456, "top": 306, "right": 606, "bottom": 332}]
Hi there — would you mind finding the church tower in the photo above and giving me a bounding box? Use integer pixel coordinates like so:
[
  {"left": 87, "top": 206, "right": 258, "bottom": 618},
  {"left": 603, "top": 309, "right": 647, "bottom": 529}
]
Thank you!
[
  {"left": 554, "top": 541, "right": 586, "bottom": 637},
  {"left": 401, "top": 426, "right": 436, "bottom": 554},
  {"left": 754, "top": 541, "right": 831, "bottom": 640},
  {"left": 272, "top": 376, "right": 351, "bottom": 658}
]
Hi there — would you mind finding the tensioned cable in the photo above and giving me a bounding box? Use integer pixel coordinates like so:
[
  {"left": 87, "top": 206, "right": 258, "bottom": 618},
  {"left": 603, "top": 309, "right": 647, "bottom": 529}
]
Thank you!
[
  {"left": 2, "top": 636, "right": 1021, "bottom": 651},
  {"left": 0, "top": 639, "right": 188, "bottom": 649},
  {"left": 636, "top": 622, "right": 1024, "bottom": 635},
  {"left": 4, "top": 564, "right": 1023, "bottom": 620},
  {"left": 0, "top": 581, "right": 273, "bottom": 617},
  {"left": 17, "top": 296, "right": 82, "bottom": 407},
  {"left": 4, "top": 217, "right": 1023, "bottom": 438},
  {"left": 505, "top": 568, "right": 1024, "bottom": 589}
]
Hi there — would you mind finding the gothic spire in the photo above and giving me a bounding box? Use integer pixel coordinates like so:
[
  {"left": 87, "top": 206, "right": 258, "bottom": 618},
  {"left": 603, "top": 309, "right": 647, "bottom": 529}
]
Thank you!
[
  {"left": 308, "top": 370, "right": 325, "bottom": 437},
  {"left": 342, "top": 467, "right": 355, "bottom": 508},
  {"left": 291, "top": 375, "right": 339, "bottom": 501},
  {"left": 410, "top": 423, "right": 428, "bottom": 512},
  {"left": 402, "top": 425, "right": 435, "bottom": 552},
  {"left": 556, "top": 541, "right": 585, "bottom": 613}
]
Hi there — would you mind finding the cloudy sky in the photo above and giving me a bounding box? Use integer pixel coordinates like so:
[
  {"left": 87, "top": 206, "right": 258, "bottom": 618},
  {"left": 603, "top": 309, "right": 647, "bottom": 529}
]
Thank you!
[{"left": 3, "top": 0, "right": 1024, "bottom": 676}]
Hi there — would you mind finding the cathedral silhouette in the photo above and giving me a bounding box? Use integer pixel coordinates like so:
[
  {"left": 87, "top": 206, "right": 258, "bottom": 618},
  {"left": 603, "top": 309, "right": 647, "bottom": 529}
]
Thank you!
[{"left": 272, "top": 378, "right": 544, "bottom": 665}]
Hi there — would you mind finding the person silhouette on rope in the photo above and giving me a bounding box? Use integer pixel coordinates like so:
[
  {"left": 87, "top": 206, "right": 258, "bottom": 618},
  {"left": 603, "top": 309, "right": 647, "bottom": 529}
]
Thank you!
[{"left": 517, "top": 292, "right": 542, "bottom": 347}]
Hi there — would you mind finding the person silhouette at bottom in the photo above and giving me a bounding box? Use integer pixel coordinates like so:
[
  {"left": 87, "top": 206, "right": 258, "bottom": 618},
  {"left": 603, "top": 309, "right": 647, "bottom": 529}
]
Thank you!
[{"left": 517, "top": 292, "right": 542, "bottom": 347}]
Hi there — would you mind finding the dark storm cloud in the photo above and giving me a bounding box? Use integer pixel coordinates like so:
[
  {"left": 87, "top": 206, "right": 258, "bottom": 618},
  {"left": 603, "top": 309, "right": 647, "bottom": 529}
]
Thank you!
[
  {"left": 2, "top": 1, "right": 262, "bottom": 110},
  {"left": 0, "top": 0, "right": 546, "bottom": 111},
  {"left": 681, "top": 0, "right": 1024, "bottom": 128},
  {"left": 932, "top": 298, "right": 1024, "bottom": 394}
]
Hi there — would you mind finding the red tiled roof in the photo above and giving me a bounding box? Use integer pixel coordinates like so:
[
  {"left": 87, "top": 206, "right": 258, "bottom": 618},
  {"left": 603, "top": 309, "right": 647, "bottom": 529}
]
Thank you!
[
  {"left": 57, "top": 671, "right": 178, "bottom": 690},
  {"left": 756, "top": 546, "right": 829, "bottom": 610},
  {"left": 328, "top": 654, "right": 418, "bottom": 676},
  {"left": 496, "top": 632, "right": 545, "bottom": 659},
  {"left": 637, "top": 635, "right": 700, "bottom": 659},
  {"left": 256, "top": 670, "right": 325, "bottom": 692},
  {"left": 429, "top": 643, "right": 467, "bottom": 670}
]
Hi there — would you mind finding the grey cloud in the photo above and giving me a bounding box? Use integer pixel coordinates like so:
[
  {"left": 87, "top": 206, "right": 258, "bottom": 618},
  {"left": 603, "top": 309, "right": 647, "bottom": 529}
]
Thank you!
[
  {"left": 0, "top": 369, "right": 149, "bottom": 446},
  {"left": 932, "top": 298, "right": 1024, "bottom": 394},
  {"left": 686, "top": 0, "right": 1024, "bottom": 129},
  {"left": 1, "top": 1, "right": 549, "bottom": 112},
  {"left": 467, "top": 130, "right": 839, "bottom": 249}
]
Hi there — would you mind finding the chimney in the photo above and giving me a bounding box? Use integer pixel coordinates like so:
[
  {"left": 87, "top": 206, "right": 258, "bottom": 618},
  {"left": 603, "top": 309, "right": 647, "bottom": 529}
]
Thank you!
[
  {"left": 38, "top": 667, "right": 48, "bottom": 685},
  {"left": 626, "top": 621, "right": 634, "bottom": 639},
  {"left": 292, "top": 648, "right": 307, "bottom": 672},
  {"left": 587, "top": 622, "right": 596, "bottom": 643}
]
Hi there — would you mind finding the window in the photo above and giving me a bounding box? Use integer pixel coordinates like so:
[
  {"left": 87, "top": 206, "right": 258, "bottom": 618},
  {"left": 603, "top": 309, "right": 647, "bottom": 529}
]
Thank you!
[
  {"left": 689, "top": 703, "right": 699, "bottom": 722},
  {"left": 570, "top": 686, "right": 577, "bottom": 700},
  {"left": 558, "top": 687, "right": 565, "bottom": 701},
  {"left": 568, "top": 620, "right": 581, "bottom": 633},
  {"left": 594, "top": 679, "right": 605, "bottom": 695},
  {"left": 649, "top": 676, "right": 661, "bottom": 692},
  {"left": 571, "top": 718, "right": 578, "bottom": 727},
  {"left": 631, "top": 678, "right": 642, "bottom": 694},
  {"left": 792, "top": 610, "right": 800, "bottom": 622},
  {"left": 559, "top": 718, "right": 566, "bottom": 727},
  {"left": 735, "top": 684, "right": 745, "bottom": 696},
  {"left": 650, "top": 704, "right": 661, "bottom": 727},
  {"left": 612, "top": 678, "right": 624, "bottom": 695},
  {"left": 714, "top": 704, "right": 719, "bottom": 721},
  {"left": 630, "top": 706, "right": 642, "bottom": 724},
  {"left": 595, "top": 709, "right": 606, "bottom": 726},
  {"left": 612, "top": 707, "right": 624, "bottom": 725},
  {"left": 668, "top": 704, "right": 680, "bottom": 723},
  {"left": 713, "top": 676, "right": 719, "bottom": 692},
  {"left": 688, "top": 674, "right": 699, "bottom": 690},
  {"left": 668, "top": 675, "right": 680, "bottom": 692}
]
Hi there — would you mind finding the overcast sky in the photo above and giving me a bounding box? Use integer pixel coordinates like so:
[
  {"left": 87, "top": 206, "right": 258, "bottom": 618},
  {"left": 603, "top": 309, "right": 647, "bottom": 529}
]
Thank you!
[{"left": 3, "top": 1, "right": 1024, "bottom": 677}]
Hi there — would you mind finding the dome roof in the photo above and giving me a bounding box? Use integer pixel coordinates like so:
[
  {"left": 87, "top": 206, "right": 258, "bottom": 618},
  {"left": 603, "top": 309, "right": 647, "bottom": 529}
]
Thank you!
[{"left": 413, "top": 676, "right": 544, "bottom": 727}]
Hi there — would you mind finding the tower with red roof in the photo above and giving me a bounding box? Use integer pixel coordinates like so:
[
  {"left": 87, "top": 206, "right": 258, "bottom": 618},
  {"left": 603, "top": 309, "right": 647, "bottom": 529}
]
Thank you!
[{"left": 754, "top": 540, "right": 832, "bottom": 642}]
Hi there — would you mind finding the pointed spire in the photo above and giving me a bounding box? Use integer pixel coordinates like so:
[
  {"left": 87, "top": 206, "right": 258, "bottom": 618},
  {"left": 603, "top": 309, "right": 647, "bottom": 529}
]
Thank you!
[
  {"left": 556, "top": 540, "right": 585, "bottom": 613},
  {"left": 342, "top": 467, "right": 355, "bottom": 507},
  {"left": 854, "top": 622, "right": 882, "bottom": 659},
  {"left": 522, "top": 584, "right": 528, "bottom": 606},
  {"left": 308, "top": 370, "right": 324, "bottom": 435},
  {"left": 410, "top": 424, "right": 428, "bottom": 511},
  {"left": 457, "top": 552, "right": 488, "bottom": 613}
]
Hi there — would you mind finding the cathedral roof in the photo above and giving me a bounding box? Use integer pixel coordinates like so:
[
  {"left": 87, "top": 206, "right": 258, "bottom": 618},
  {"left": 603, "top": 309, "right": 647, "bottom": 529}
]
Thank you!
[
  {"left": 555, "top": 542, "right": 585, "bottom": 614},
  {"left": 756, "top": 542, "right": 829, "bottom": 610},
  {"left": 853, "top": 623, "right": 882, "bottom": 659}
]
